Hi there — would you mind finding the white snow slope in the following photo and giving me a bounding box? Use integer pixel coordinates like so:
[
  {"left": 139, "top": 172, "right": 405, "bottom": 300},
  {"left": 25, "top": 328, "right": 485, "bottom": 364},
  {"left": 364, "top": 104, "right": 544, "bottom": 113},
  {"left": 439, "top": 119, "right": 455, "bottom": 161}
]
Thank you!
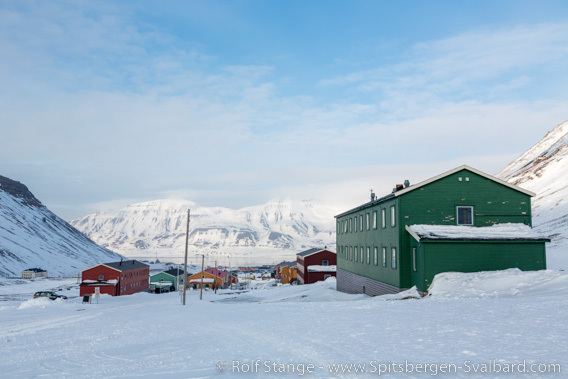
[
  {"left": 497, "top": 120, "right": 568, "bottom": 270},
  {"left": 0, "top": 176, "right": 121, "bottom": 277},
  {"left": 71, "top": 199, "right": 338, "bottom": 264},
  {"left": 0, "top": 270, "right": 566, "bottom": 378}
]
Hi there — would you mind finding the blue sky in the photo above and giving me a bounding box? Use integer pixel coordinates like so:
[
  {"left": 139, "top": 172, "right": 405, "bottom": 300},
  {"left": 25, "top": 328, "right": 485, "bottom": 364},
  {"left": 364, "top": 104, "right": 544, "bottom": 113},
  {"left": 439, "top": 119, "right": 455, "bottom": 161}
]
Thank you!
[{"left": 1, "top": 0, "right": 568, "bottom": 220}]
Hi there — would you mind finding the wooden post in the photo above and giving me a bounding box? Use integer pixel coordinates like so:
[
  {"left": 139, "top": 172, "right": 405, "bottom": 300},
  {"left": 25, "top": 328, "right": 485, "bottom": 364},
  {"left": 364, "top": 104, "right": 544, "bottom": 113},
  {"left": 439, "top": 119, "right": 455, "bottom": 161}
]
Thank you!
[
  {"left": 200, "top": 254, "right": 205, "bottom": 300},
  {"left": 182, "top": 209, "right": 190, "bottom": 306},
  {"left": 214, "top": 260, "right": 218, "bottom": 293}
]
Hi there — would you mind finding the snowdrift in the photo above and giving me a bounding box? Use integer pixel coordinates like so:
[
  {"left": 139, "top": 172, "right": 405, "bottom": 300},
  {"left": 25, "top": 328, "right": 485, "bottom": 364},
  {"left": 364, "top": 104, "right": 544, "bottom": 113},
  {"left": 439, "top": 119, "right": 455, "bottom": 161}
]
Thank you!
[{"left": 428, "top": 268, "right": 568, "bottom": 298}]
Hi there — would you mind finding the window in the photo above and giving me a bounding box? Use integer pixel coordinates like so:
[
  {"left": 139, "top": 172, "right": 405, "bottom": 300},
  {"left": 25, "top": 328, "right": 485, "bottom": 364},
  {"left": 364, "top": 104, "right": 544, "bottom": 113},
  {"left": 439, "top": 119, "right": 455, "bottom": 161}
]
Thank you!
[
  {"left": 337, "top": 221, "right": 340, "bottom": 234},
  {"left": 373, "top": 247, "right": 378, "bottom": 265},
  {"left": 366, "top": 247, "right": 370, "bottom": 264},
  {"left": 382, "top": 247, "right": 387, "bottom": 267},
  {"left": 98, "top": 274, "right": 104, "bottom": 280},
  {"left": 381, "top": 209, "right": 386, "bottom": 228},
  {"left": 360, "top": 247, "right": 364, "bottom": 263},
  {"left": 373, "top": 211, "right": 377, "bottom": 229},
  {"left": 349, "top": 246, "right": 352, "bottom": 260},
  {"left": 349, "top": 218, "right": 352, "bottom": 232},
  {"left": 457, "top": 206, "right": 474, "bottom": 225},
  {"left": 391, "top": 247, "right": 397, "bottom": 269},
  {"left": 412, "top": 247, "right": 417, "bottom": 272},
  {"left": 354, "top": 216, "right": 357, "bottom": 232},
  {"left": 359, "top": 215, "right": 363, "bottom": 231},
  {"left": 324, "top": 274, "right": 331, "bottom": 280},
  {"left": 391, "top": 206, "right": 396, "bottom": 227},
  {"left": 343, "top": 220, "right": 347, "bottom": 233},
  {"left": 366, "top": 213, "right": 370, "bottom": 230},
  {"left": 322, "top": 260, "right": 329, "bottom": 266}
]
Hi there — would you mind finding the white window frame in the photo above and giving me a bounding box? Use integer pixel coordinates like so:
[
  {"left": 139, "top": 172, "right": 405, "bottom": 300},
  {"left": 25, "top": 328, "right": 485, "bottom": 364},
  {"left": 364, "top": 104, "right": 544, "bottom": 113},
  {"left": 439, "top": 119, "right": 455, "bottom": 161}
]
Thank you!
[
  {"left": 349, "top": 218, "right": 352, "bottom": 232},
  {"left": 391, "top": 247, "right": 397, "bottom": 269},
  {"left": 391, "top": 206, "right": 396, "bottom": 227},
  {"left": 359, "top": 215, "right": 363, "bottom": 231},
  {"left": 412, "top": 247, "right": 417, "bottom": 272},
  {"left": 382, "top": 247, "right": 387, "bottom": 267},
  {"left": 381, "top": 209, "right": 386, "bottom": 229},
  {"left": 373, "top": 247, "right": 378, "bottom": 266},
  {"left": 457, "top": 206, "right": 474, "bottom": 225},
  {"left": 366, "top": 247, "right": 370, "bottom": 264},
  {"left": 360, "top": 247, "right": 364, "bottom": 263},
  {"left": 373, "top": 211, "right": 377, "bottom": 229},
  {"left": 366, "top": 213, "right": 370, "bottom": 231}
]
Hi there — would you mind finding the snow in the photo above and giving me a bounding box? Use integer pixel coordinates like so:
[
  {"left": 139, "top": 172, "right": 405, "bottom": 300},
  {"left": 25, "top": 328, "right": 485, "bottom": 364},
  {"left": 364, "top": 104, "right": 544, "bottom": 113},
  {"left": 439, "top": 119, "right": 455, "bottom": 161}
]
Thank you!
[
  {"left": 408, "top": 223, "right": 549, "bottom": 241},
  {"left": 307, "top": 265, "right": 337, "bottom": 272},
  {"left": 1, "top": 271, "right": 567, "bottom": 378},
  {"left": 189, "top": 278, "right": 215, "bottom": 283},
  {"left": 497, "top": 120, "right": 568, "bottom": 270}
]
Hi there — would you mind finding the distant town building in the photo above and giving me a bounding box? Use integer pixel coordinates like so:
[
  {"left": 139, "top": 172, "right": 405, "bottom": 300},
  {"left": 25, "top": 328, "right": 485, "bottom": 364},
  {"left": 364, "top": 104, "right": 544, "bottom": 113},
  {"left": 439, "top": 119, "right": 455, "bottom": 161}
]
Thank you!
[{"left": 21, "top": 268, "right": 48, "bottom": 279}]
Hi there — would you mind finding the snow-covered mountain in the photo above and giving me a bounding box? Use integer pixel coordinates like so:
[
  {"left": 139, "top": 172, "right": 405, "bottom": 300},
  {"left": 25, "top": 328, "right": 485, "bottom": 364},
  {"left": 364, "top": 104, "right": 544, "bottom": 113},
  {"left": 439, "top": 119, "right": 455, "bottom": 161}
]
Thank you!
[
  {"left": 0, "top": 175, "right": 122, "bottom": 277},
  {"left": 497, "top": 120, "right": 568, "bottom": 269},
  {"left": 71, "top": 199, "right": 338, "bottom": 265}
]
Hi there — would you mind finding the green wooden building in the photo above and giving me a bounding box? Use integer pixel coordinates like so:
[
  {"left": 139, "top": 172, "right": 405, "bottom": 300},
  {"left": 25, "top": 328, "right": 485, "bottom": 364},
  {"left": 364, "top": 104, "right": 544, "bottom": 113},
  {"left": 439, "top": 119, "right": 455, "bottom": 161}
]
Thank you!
[
  {"left": 335, "top": 165, "right": 550, "bottom": 295},
  {"left": 149, "top": 268, "right": 189, "bottom": 293}
]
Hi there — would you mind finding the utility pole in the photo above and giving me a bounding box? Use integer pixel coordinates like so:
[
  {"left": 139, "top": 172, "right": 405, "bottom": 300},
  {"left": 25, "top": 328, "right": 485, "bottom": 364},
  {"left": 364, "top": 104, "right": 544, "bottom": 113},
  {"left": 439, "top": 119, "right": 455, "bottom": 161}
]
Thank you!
[
  {"left": 214, "top": 260, "right": 218, "bottom": 294},
  {"left": 182, "top": 209, "right": 190, "bottom": 306},
  {"left": 200, "top": 254, "right": 205, "bottom": 300}
]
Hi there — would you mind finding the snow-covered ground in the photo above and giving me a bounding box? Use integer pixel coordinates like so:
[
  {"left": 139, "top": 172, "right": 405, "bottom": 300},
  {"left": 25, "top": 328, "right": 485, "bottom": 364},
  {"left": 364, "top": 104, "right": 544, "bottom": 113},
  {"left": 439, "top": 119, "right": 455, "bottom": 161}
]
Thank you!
[{"left": 1, "top": 271, "right": 567, "bottom": 378}]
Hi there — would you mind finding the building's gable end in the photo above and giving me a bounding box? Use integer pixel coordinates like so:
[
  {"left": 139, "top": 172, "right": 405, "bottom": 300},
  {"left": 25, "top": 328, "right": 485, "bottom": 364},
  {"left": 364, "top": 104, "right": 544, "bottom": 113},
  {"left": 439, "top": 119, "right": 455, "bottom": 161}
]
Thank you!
[{"left": 394, "top": 165, "right": 535, "bottom": 198}]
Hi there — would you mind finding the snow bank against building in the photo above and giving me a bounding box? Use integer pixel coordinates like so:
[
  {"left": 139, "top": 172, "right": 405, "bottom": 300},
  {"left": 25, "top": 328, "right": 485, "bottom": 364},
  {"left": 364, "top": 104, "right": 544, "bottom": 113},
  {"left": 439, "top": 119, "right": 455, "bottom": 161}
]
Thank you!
[
  {"left": 429, "top": 268, "right": 568, "bottom": 298},
  {"left": 408, "top": 223, "right": 549, "bottom": 240}
]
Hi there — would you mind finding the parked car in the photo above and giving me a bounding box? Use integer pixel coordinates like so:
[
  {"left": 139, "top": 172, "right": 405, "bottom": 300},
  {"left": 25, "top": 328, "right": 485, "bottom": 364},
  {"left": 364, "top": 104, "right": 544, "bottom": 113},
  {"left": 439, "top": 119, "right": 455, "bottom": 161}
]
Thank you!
[{"left": 33, "top": 291, "right": 68, "bottom": 300}]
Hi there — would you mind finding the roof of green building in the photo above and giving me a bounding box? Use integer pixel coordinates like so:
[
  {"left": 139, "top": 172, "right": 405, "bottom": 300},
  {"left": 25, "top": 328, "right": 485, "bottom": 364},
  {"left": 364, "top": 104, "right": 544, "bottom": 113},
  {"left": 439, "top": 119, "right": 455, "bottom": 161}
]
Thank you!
[{"left": 335, "top": 165, "right": 535, "bottom": 218}]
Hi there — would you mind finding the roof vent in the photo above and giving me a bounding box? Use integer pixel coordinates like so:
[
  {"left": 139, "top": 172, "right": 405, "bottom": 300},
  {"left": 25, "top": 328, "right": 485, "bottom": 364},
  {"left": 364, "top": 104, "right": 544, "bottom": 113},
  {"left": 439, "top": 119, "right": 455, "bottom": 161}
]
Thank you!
[
  {"left": 370, "top": 190, "right": 376, "bottom": 201},
  {"left": 404, "top": 180, "right": 410, "bottom": 188}
]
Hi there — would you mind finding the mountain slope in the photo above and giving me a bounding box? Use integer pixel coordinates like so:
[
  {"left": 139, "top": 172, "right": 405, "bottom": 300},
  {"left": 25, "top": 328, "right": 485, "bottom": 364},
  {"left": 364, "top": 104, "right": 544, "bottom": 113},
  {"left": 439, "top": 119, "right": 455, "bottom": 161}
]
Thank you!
[
  {"left": 71, "top": 199, "right": 338, "bottom": 265},
  {"left": 496, "top": 120, "right": 568, "bottom": 269},
  {"left": 0, "top": 176, "right": 122, "bottom": 277}
]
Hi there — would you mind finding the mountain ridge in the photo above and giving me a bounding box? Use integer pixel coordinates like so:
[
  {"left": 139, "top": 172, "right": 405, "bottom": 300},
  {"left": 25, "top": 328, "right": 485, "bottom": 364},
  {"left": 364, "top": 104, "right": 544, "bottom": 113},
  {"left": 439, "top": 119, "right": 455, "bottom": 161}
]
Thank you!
[
  {"left": 0, "top": 175, "right": 122, "bottom": 277},
  {"left": 70, "top": 198, "right": 338, "bottom": 265}
]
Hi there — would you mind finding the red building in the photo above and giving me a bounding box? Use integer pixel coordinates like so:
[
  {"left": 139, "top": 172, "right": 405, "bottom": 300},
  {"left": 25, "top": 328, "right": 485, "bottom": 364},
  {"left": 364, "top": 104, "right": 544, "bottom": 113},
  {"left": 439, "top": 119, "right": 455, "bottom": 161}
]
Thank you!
[
  {"left": 296, "top": 248, "right": 337, "bottom": 284},
  {"left": 80, "top": 260, "right": 149, "bottom": 296}
]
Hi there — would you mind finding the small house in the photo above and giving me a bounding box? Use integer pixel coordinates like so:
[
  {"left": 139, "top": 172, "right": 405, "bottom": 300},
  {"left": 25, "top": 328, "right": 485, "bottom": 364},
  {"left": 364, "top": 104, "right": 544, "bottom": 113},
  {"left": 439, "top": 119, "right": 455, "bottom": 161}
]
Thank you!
[
  {"left": 186, "top": 270, "right": 224, "bottom": 289},
  {"left": 149, "top": 268, "right": 189, "bottom": 293},
  {"left": 296, "top": 248, "right": 337, "bottom": 284},
  {"left": 204, "top": 267, "right": 231, "bottom": 288},
  {"left": 80, "top": 260, "right": 149, "bottom": 296}
]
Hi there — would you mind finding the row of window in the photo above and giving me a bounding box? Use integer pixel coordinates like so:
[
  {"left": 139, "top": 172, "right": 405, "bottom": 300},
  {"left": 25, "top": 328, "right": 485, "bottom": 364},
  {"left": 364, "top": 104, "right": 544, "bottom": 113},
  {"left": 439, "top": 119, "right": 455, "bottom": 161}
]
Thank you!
[
  {"left": 340, "top": 245, "right": 397, "bottom": 269},
  {"left": 338, "top": 205, "right": 474, "bottom": 232},
  {"left": 338, "top": 206, "right": 396, "bottom": 234}
]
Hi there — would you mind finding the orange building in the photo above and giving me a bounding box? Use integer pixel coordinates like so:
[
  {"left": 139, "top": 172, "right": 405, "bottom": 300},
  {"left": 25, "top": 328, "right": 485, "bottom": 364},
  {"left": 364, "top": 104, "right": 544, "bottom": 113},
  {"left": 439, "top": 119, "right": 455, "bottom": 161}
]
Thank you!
[
  {"left": 279, "top": 266, "right": 297, "bottom": 284},
  {"left": 186, "top": 271, "right": 224, "bottom": 289}
]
